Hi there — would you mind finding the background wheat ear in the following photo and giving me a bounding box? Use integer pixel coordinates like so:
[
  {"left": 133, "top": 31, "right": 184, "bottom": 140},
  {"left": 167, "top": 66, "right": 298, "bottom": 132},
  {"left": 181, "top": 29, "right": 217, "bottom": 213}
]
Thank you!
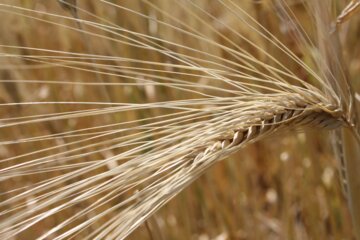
[{"left": 0, "top": 0, "right": 359, "bottom": 239}]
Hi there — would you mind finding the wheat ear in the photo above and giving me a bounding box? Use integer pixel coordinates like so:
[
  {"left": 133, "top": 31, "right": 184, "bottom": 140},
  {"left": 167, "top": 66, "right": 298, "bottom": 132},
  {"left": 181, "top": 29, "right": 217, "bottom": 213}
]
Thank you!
[
  {"left": 0, "top": 93, "right": 345, "bottom": 239},
  {"left": 0, "top": 0, "right": 357, "bottom": 239},
  {"left": 95, "top": 96, "right": 345, "bottom": 240}
]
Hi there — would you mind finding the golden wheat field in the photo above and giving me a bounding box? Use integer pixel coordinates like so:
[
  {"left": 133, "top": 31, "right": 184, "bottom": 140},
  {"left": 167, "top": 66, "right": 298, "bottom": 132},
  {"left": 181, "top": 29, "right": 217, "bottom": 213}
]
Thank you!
[{"left": 0, "top": 0, "right": 360, "bottom": 239}]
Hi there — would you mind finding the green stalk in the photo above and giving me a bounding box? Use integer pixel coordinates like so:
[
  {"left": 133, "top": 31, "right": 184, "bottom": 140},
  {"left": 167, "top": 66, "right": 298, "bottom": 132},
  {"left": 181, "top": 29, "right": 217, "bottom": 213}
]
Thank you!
[{"left": 342, "top": 127, "right": 360, "bottom": 239}]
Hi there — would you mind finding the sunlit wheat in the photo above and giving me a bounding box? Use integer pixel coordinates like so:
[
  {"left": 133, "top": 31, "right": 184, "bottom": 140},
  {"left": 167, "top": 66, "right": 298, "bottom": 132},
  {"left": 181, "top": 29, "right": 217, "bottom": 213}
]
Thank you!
[{"left": 0, "top": 0, "right": 359, "bottom": 239}]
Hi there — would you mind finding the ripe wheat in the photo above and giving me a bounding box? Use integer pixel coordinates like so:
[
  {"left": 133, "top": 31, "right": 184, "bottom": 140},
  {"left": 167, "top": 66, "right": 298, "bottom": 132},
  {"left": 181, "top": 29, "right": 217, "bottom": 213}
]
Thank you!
[{"left": 0, "top": 0, "right": 359, "bottom": 239}]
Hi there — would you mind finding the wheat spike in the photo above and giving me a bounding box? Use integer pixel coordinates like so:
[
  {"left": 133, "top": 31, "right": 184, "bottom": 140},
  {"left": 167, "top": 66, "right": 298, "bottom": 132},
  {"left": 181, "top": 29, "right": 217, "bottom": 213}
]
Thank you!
[{"left": 0, "top": 0, "right": 359, "bottom": 239}]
